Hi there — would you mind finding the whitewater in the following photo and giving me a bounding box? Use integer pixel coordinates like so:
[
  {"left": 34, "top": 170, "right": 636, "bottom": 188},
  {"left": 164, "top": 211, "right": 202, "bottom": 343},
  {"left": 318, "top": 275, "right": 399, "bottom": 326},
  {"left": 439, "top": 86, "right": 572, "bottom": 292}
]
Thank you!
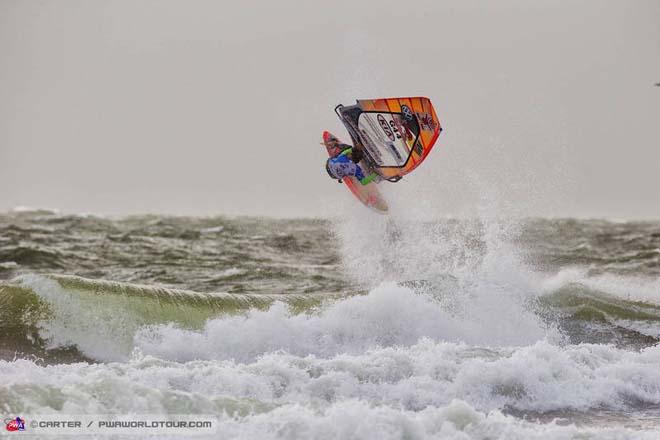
[{"left": 1, "top": 209, "right": 660, "bottom": 439}]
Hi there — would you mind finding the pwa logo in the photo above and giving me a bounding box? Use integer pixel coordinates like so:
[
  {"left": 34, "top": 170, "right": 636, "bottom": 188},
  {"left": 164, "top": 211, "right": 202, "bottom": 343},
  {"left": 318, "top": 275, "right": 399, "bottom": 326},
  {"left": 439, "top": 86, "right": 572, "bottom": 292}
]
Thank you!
[{"left": 5, "top": 417, "right": 26, "bottom": 432}]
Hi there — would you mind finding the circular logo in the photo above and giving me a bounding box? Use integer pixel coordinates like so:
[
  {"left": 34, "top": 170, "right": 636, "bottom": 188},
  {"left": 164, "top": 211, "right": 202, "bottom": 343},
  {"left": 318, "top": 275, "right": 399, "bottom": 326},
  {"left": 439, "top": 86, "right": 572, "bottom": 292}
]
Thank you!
[{"left": 400, "top": 105, "right": 413, "bottom": 121}]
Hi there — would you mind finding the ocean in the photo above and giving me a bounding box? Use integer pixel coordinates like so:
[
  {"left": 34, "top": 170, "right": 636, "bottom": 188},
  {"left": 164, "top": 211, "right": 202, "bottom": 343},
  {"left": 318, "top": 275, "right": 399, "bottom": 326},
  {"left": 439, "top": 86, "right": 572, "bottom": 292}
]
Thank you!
[{"left": 1, "top": 209, "right": 660, "bottom": 439}]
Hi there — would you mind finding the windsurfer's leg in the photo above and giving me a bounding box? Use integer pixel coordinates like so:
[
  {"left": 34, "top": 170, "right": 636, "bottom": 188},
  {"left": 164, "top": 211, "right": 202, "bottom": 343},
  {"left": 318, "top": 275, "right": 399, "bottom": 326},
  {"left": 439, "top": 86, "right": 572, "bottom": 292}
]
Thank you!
[
  {"left": 354, "top": 165, "right": 377, "bottom": 185},
  {"left": 358, "top": 173, "right": 378, "bottom": 185}
]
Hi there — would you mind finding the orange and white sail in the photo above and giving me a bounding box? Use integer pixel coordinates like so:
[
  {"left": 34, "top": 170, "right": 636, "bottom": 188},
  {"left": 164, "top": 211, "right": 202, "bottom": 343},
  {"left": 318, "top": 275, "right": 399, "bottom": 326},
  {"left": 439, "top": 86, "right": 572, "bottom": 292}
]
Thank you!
[{"left": 336, "top": 97, "right": 442, "bottom": 180}]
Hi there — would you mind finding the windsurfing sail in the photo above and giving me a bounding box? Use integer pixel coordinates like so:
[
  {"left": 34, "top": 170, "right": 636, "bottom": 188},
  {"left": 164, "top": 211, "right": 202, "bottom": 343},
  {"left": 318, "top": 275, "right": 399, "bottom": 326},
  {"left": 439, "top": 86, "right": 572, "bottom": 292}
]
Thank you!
[{"left": 335, "top": 97, "right": 442, "bottom": 181}]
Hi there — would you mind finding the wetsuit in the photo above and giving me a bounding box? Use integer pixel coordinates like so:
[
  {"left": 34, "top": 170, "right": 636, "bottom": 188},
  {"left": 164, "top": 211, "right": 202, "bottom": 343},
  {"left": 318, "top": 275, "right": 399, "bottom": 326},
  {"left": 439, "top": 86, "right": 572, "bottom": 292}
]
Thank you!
[{"left": 326, "top": 148, "right": 377, "bottom": 185}]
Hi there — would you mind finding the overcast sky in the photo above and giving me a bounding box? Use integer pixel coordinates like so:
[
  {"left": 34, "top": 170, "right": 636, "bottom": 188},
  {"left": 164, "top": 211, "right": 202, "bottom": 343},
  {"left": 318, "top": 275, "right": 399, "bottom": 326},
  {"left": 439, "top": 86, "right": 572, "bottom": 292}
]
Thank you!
[{"left": 1, "top": 0, "right": 659, "bottom": 218}]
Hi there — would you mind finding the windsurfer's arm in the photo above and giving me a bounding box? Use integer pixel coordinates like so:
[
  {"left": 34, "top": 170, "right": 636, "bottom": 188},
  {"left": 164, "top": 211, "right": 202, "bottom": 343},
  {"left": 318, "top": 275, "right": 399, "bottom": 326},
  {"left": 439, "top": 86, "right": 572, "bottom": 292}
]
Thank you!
[
  {"left": 350, "top": 147, "right": 364, "bottom": 163},
  {"left": 338, "top": 147, "right": 365, "bottom": 165},
  {"left": 337, "top": 148, "right": 352, "bottom": 157}
]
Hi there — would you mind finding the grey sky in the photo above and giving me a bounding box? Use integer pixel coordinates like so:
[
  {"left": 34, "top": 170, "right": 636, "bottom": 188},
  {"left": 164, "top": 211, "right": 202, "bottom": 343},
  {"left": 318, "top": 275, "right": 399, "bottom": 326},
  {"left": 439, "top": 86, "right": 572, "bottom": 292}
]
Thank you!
[{"left": 1, "top": 0, "right": 659, "bottom": 218}]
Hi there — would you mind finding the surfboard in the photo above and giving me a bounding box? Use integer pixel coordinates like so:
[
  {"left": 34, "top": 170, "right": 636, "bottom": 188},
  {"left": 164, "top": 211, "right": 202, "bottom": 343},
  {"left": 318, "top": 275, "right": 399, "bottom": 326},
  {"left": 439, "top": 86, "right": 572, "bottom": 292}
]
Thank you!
[{"left": 322, "top": 131, "right": 388, "bottom": 213}]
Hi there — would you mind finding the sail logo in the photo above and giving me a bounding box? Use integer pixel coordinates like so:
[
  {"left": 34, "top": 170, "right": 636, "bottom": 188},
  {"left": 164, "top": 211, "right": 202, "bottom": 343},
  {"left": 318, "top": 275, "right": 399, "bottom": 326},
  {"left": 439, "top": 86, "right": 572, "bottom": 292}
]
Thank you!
[
  {"left": 416, "top": 112, "right": 437, "bottom": 131},
  {"left": 5, "top": 417, "right": 26, "bottom": 432},
  {"left": 387, "top": 141, "right": 403, "bottom": 163},
  {"left": 377, "top": 114, "right": 395, "bottom": 141},
  {"left": 400, "top": 105, "right": 414, "bottom": 121}
]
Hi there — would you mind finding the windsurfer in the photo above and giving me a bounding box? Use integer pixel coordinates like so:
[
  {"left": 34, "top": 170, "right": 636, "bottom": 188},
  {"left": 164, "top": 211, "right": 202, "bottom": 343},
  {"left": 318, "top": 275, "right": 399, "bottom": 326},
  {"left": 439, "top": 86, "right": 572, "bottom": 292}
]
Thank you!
[{"left": 324, "top": 140, "right": 378, "bottom": 185}]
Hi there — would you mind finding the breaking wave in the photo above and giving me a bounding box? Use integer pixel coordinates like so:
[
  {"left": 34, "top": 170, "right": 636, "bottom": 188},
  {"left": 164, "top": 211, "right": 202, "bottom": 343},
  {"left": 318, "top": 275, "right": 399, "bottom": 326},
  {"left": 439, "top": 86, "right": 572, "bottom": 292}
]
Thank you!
[{"left": 2, "top": 267, "right": 660, "bottom": 364}]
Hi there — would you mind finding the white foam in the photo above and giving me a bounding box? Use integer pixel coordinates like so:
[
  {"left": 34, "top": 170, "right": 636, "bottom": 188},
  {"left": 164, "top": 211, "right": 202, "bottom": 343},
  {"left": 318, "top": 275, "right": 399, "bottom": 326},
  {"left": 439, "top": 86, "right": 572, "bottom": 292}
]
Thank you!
[
  {"left": 134, "top": 339, "right": 660, "bottom": 413},
  {"left": 215, "top": 399, "right": 659, "bottom": 440},
  {"left": 542, "top": 268, "right": 660, "bottom": 305},
  {"left": 10, "top": 205, "right": 59, "bottom": 214},
  {"left": 200, "top": 225, "right": 225, "bottom": 234},
  {"left": 2, "top": 341, "right": 660, "bottom": 438},
  {"left": 134, "top": 282, "right": 551, "bottom": 363},
  {"left": 216, "top": 267, "right": 244, "bottom": 278}
]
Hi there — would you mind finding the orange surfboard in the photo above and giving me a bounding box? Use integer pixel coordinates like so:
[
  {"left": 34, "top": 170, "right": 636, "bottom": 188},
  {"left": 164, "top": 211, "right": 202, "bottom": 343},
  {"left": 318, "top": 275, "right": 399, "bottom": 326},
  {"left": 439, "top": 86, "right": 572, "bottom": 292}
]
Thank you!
[{"left": 322, "top": 131, "right": 388, "bottom": 213}]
